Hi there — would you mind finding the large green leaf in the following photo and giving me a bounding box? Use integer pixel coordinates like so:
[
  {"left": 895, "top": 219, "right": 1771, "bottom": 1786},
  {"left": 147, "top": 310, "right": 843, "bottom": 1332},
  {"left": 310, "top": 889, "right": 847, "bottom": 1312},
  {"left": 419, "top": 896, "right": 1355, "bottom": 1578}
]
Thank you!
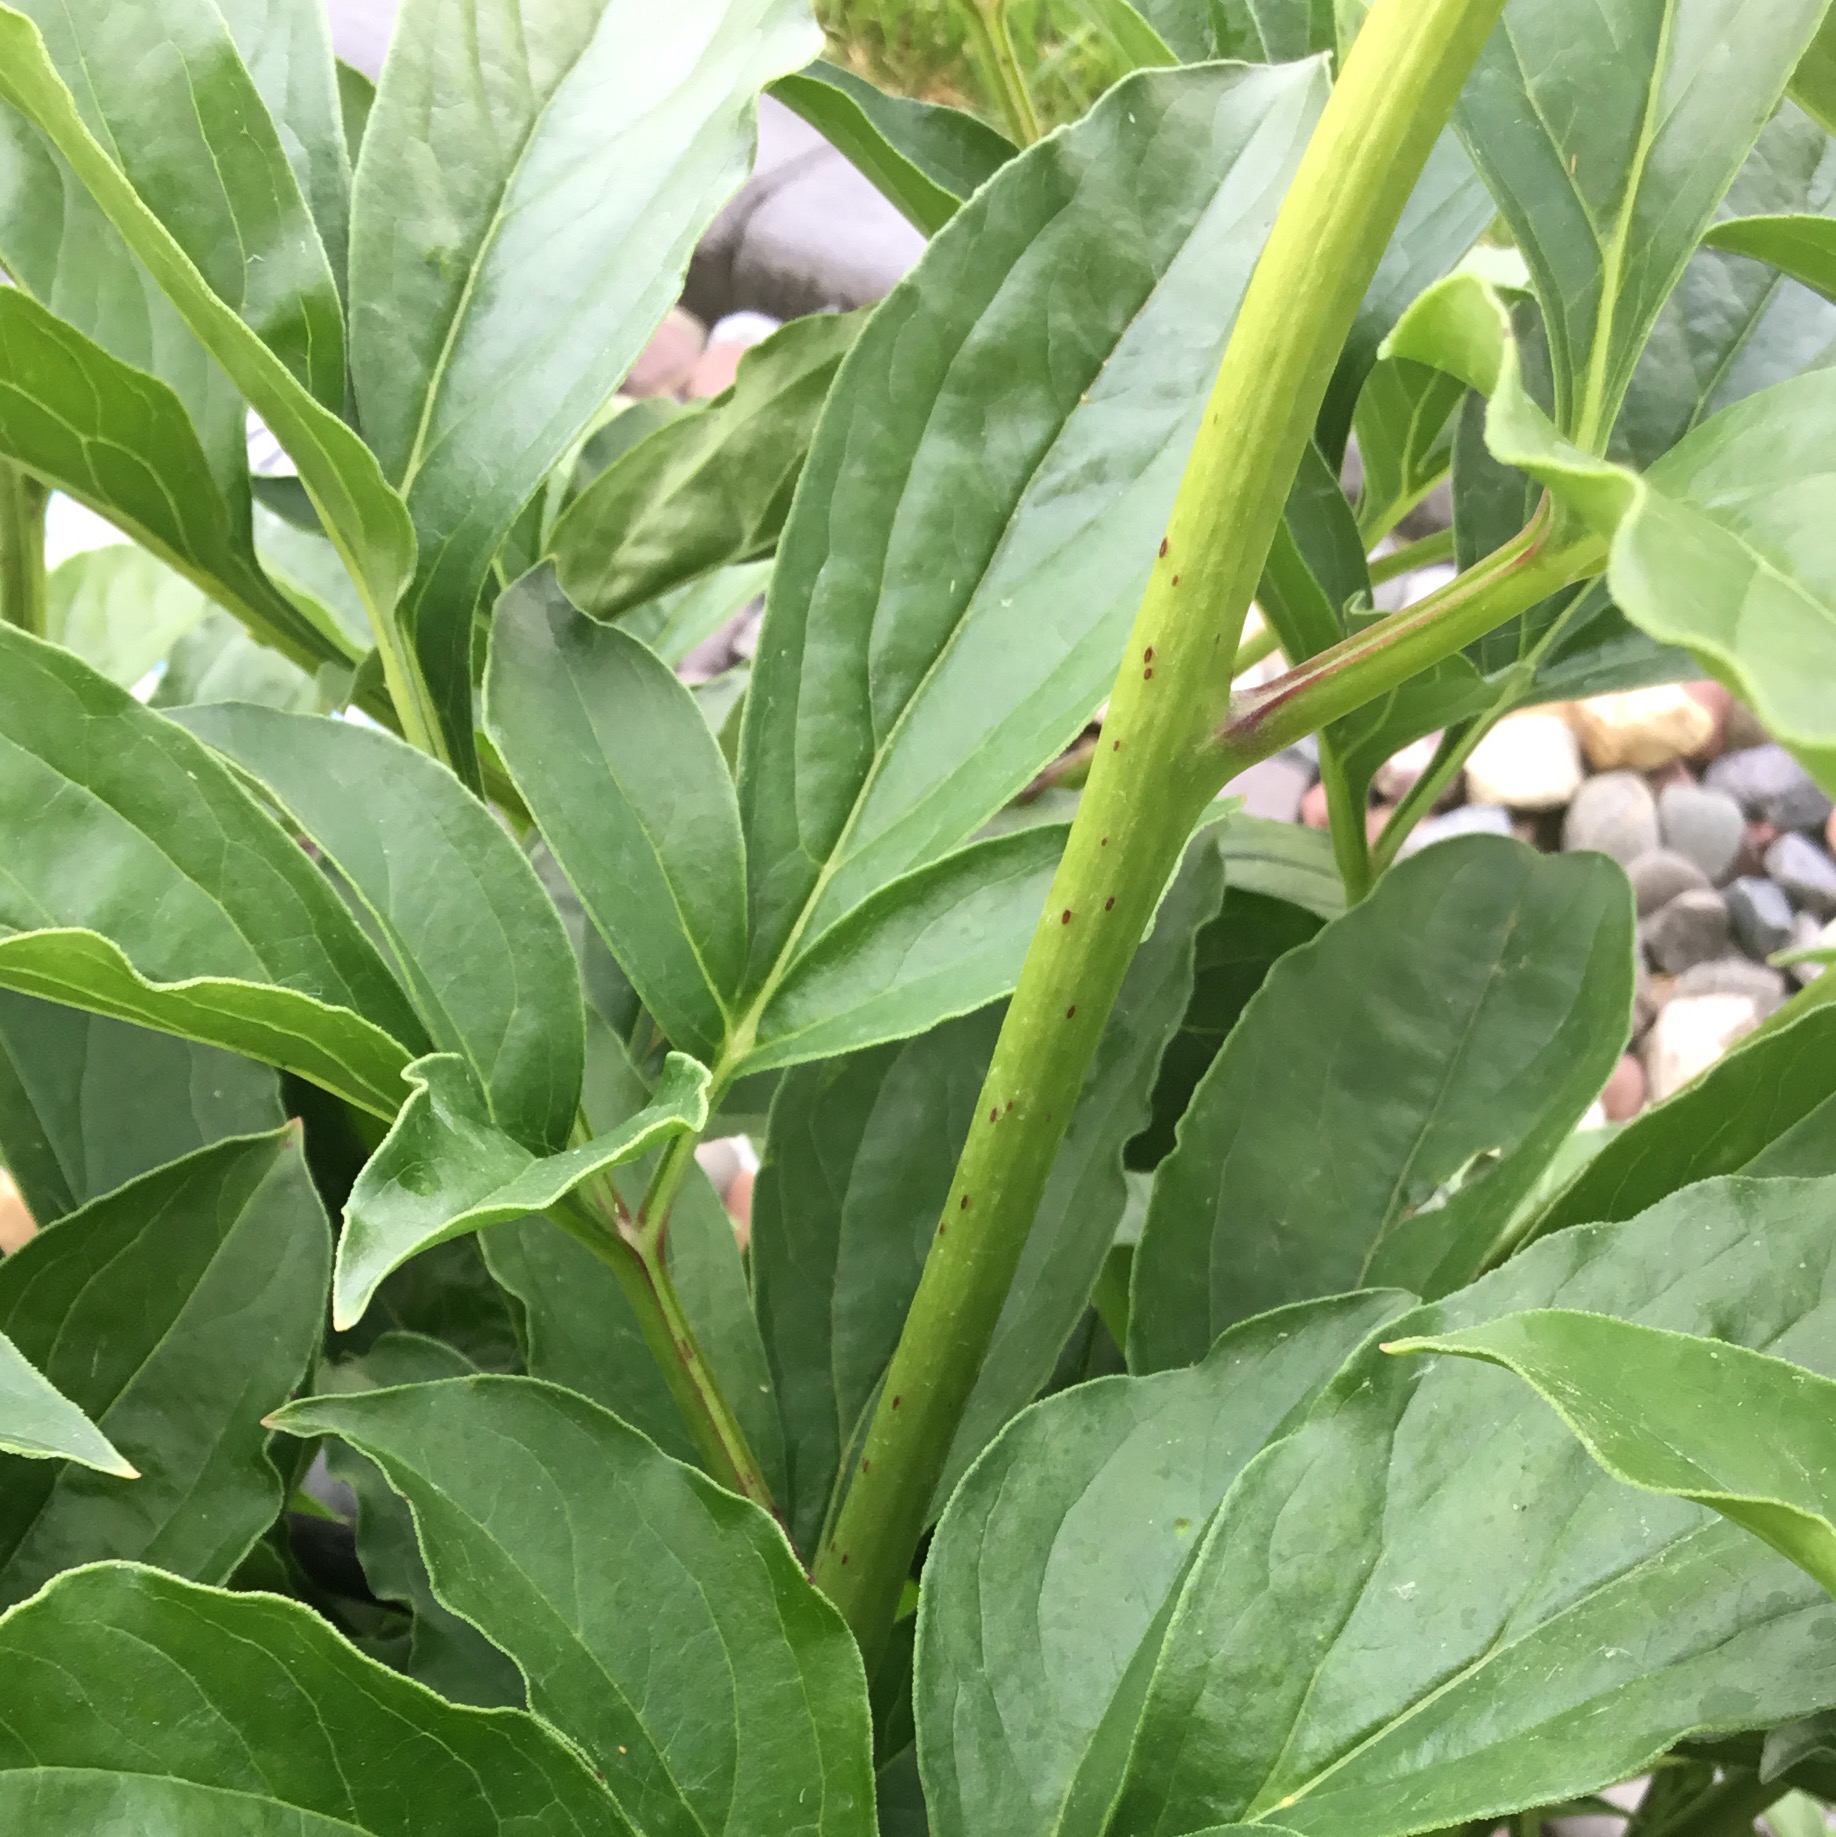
[
  {"left": 552, "top": 310, "right": 865, "bottom": 622},
  {"left": 769, "top": 63, "right": 1016, "bottom": 234},
  {"left": 738, "top": 60, "right": 1327, "bottom": 978},
  {"left": 334, "top": 1050, "right": 710, "bottom": 1330},
  {"left": 916, "top": 1291, "right": 1412, "bottom": 1837},
  {"left": 487, "top": 570, "right": 746, "bottom": 1063},
  {"left": 0, "top": 1563, "right": 625, "bottom": 1834},
  {"left": 44, "top": 543, "right": 208, "bottom": 686},
  {"left": 277, "top": 1375, "right": 876, "bottom": 1837},
  {"left": 0, "top": 629, "right": 424, "bottom": 1112},
  {"left": 0, "top": 990, "right": 281, "bottom": 1224},
  {"left": 1452, "top": 0, "right": 1827, "bottom": 447},
  {"left": 0, "top": 1331, "right": 134, "bottom": 1475},
  {"left": 1100, "top": 1175, "right": 1836, "bottom": 1837},
  {"left": 1705, "top": 213, "right": 1836, "bottom": 303},
  {"left": 0, "top": 1129, "right": 329, "bottom": 1607},
  {"left": 1390, "top": 1311, "right": 1836, "bottom": 1597},
  {"left": 176, "top": 703, "right": 584, "bottom": 1154},
  {"left": 1130, "top": 836, "right": 1634, "bottom": 1372},
  {"left": 350, "top": 0, "right": 819, "bottom": 766}
]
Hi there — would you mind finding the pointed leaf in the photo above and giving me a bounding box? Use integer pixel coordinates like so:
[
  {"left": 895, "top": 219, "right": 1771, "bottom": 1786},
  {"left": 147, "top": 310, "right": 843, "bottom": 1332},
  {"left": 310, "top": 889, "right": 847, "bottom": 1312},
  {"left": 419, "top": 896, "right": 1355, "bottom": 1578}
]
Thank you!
[
  {"left": 0, "top": 1128, "right": 329, "bottom": 1606},
  {"left": 1389, "top": 1311, "right": 1836, "bottom": 1597},
  {"left": 487, "top": 569, "right": 746, "bottom": 1062},
  {"left": 275, "top": 1375, "right": 876, "bottom": 1837},
  {"left": 739, "top": 60, "right": 1328, "bottom": 976},
  {"left": 0, "top": 1332, "right": 134, "bottom": 1476},
  {"left": 0, "top": 990, "right": 282, "bottom": 1224},
  {"left": 1704, "top": 213, "right": 1836, "bottom": 299},
  {"left": 1131, "top": 836, "right": 1635, "bottom": 1372},
  {"left": 44, "top": 545, "right": 210, "bottom": 687},
  {"left": 335, "top": 1051, "right": 710, "bottom": 1330},
  {"left": 552, "top": 310, "right": 865, "bottom": 622},
  {"left": 0, "top": 629, "right": 424, "bottom": 1112},
  {"left": 1792, "top": 7, "right": 1836, "bottom": 135},
  {"left": 176, "top": 704, "right": 584, "bottom": 1153},
  {"left": 1353, "top": 357, "right": 1464, "bottom": 541},
  {"left": 0, "top": 1563, "right": 625, "bottom": 1834}
]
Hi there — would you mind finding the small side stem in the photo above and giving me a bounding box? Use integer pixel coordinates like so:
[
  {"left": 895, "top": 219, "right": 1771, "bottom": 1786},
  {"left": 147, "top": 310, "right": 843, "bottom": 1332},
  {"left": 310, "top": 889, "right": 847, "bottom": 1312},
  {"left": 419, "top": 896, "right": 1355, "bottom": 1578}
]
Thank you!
[
  {"left": 0, "top": 463, "right": 48, "bottom": 638},
  {"left": 1369, "top": 714, "right": 1490, "bottom": 873},
  {"left": 1369, "top": 525, "right": 1456, "bottom": 585},
  {"left": 963, "top": 0, "right": 1041, "bottom": 144},
  {"left": 1318, "top": 735, "right": 1373, "bottom": 902}
]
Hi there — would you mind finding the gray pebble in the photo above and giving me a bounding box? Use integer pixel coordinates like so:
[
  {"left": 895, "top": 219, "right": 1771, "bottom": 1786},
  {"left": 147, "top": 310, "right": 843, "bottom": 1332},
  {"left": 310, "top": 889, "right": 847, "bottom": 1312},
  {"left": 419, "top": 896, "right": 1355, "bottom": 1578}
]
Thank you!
[
  {"left": 1657, "top": 782, "right": 1744, "bottom": 884},
  {"left": 1726, "top": 875, "right": 1796, "bottom": 959},
  {"left": 1673, "top": 956, "right": 1789, "bottom": 1016},
  {"left": 1639, "top": 888, "right": 1731, "bottom": 974},
  {"left": 1765, "top": 831, "right": 1836, "bottom": 919},
  {"left": 1628, "top": 848, "right": 1713, "bottom": 917},
  {"left": 1399, "top": 802, "right": 1514, "bottom": 856},
  {"left": 1785, "top": 911, "right": 1829, "bottom": 988},
  {"left": 1705, "top": 744, "right": 1835, "bottom": 832},
  {"left": 1563, "top": 771, "right": 1659, "bottom": 865}
]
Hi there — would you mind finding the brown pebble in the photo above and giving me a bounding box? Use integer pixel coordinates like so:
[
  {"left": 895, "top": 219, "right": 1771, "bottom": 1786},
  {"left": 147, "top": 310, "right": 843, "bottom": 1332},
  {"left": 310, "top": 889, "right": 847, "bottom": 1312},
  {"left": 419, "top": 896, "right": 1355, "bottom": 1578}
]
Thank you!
[
  {"left": 1300, "top": 782, "right": 1330, "bottom": 830},
  {"left": 1683, "top": 680, "right": 1731, "bottom": 760},
  {"left": 0, "top": 1172, "right": 35, "bottom": 1255},
  {"left": 1365, "top": 803, "right": 1392, "bottom": 846},
  {"left": 1601, "top": 1053, "right": 1647, "bottom": 1122}
]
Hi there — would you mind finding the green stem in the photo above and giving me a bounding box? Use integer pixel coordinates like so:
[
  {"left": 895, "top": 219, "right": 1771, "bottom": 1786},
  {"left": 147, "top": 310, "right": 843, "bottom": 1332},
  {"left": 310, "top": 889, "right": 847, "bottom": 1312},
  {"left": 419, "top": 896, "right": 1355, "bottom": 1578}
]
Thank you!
[
  {"left": 1232, "top": 617, "right": 1281, "bottom": 673},
  {"left": 1643, "top": 1776, "right": 1783, "bottom": 1837},
  {"left": 1369, "top": 713, "right": 1488, "bottom": 873},
  {"left": 810, "top": 0, "right": 1518, "bottom": 1670},
  {"left": 1318, "top": 734, "right": 1373, "bottom": 902},
  {"left": 1369, "top": 524, "right": 1456, "bottom": 584},
  {"left": 0, "top": 463, "right": 48, "bottom": 638},
  {"left": 964, "top": 0, "right": 1041, "bottom": 144}
]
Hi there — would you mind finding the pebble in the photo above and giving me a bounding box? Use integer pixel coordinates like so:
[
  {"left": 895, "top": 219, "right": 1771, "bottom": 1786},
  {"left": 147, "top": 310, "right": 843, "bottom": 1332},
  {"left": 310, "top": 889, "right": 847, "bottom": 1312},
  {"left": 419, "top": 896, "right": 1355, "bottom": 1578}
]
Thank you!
[
  {"left": 1645, "top": 994, "right": 1762, "bottom": 1102},
  {"left": 1465, "top": 710, "right": 1583, "bottom": 810},
  {"left": 1633, "top": 963, "right": 1659, "bottom": 1041},
  {"left": 1658, "top": 782, "right": 1744, "bottom": 883},
  {"left": 1628, "top": 849, "right": 1712, "bottom": 917},
  {"left": 1569, "top": 686, "right": 1716, "bottom": 771},
  {"left": 1784, "top": 913, "right": 1832, "bottom": 988},
  {"left": 1563, "top": 771, "right": 1659, "bottom": 864},
  {"left": 1601, "top": 1053, "right": 1647, "bottom": 1122},
  {"left": 1706, "top": 744, "right": 1835, "bottom": 832},
  {"left": 1726, "top": 875, "right": 1796, "bottom": 959},
  {"left": 1300, "top": 781, "right": 1330, "bottom": 830},
  {"left": 1226, "top": 755, "right": 1311, "bottom": 825},
  {"left": 1683, "top": 680, "right": 1733, "bottom": 757},
  {"left": 0, "top": 1170, "right": 32, "bottom": 1255},
  {"left": 1765, "top": 831, "right": 1836, "bottom": 919},
  {"left": 1374, "top": 733, "right": 1443, "bottom": 803},
  {"left": 1398, "top": 802, "right": 1515, "bottom": 856},
  {"left": 1672, "top": 957, "right": 1789, "bottom": 1016},
  {"left": 1640, "top": 888, "right": 1731, "bottom": 974},
  {"left": 623, "top": 305, "right": 705, "bottom": 397}
]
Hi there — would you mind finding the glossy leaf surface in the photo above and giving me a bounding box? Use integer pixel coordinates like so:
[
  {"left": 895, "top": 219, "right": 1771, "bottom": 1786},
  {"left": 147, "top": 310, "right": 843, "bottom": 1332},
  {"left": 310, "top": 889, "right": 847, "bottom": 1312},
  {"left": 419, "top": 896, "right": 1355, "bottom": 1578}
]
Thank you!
[
  {"left": 0, "top": 1563, "right": 624, "bottom": 1834},
  {"left": 0, "top": 1130, "right": 329, "bottom": 1606},
  {"left": 277, "top": 1375, "right": 875, "bottom": 1837},
  {"left": 0, "top": 1333, "right": 133, "bottom": 1476},
  {"left": 1704, "top": 214, "right": 1836, "bottom": 304}
]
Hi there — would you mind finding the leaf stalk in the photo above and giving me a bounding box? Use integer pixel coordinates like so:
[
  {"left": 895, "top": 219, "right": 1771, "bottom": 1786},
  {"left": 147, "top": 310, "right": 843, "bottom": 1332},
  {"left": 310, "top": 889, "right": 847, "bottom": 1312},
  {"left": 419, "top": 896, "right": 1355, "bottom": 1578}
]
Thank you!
[{"left": 0, "top": 463, "right": 48, "bottom": 639}]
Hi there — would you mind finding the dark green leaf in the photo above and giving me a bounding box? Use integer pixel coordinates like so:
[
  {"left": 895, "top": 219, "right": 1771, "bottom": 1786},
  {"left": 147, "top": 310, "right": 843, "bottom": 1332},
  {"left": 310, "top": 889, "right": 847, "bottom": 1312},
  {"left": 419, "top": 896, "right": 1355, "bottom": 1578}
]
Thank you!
[
  {"left": 1213, "top": 811, "right": 1344, "bottom": 919},
  {"left": 0, "top": 1331, "right": 134, "bottom": 1475},
  {"left": 0, "top": 1128, "right": 329, "bottom": 1607},
  {"left": 276, "top": 1375, "right": 876, "bottom": 1837},
  {"left": 624, "top": 560, "right": 772, "bottom": 670},
  {"left": 553, "top": 311, "right": 864, "bottom": 622},
  {"left": 0, "top": 1562, "right": 624, "bottom": 1834},
  {"left": 0, "top": 628, "right": 424, "bottom": 1114},
  {"left": 769, "top": 64, "right": 1016, "bottom": 235},
  {"left": 0, "top": 989, "right": 281, "bottom": 1224},
  {"left": 1131, "top": 836, "right": 1635, "bottom": 1371},
  {"left": 1353, "top": 357, "right": 1464, "bottom": 541},
  {"left": 176, "top": 703, "right": 584, "bottom": 1154},
  {"left": 1258, "top": 443, "right": 1367, "bottom": 664}
]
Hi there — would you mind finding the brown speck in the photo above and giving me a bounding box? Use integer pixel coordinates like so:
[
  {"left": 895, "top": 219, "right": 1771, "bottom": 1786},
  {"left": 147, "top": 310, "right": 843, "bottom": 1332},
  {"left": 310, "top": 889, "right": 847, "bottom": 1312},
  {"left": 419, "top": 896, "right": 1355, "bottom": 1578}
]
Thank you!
[
  {"left": 960, "top": 1194, "right": 970, "bottom": 1210},
  {"left": 1144, "top": 646, "right": 1155, "bottom": 662},
  {"left": 1112, "top": 739, "right": 1121, "bottom": 752},
  {"left": 1143, "top": 667, "right": 1153, "bottom": 679},
  {"left": 1101, "top": 835, "right": 1109, "bottom": 846},
  {"left": 1066, "top": 1005, "right": 1076, "bottom": 1019},
  {"left": 840, "top": 1553, "right": 850, "bottom": 1565},
  {"left": 1157, "top": 537, "right": 1168, "bottom": 558},
  {"left": 1004, "top": 1100, "right": 1013, "bottom": 1113},
  {"left": 1171, "top": 574, "right": 1180, "bottom": 586},
  {"left": 892, "top": 1396, "right": 902, "bottom": 1409},
  {"left": 861, "top": 1459, "right": 870, "bottom": 1472},
  {"left": 990, "top": 1108, "right": 999, "bottom": 1124},
  {"left": 1104, "top": 896, "right": 1115, "bottom": 910},
  {"left": 1061, "top": 909, "right": 1073, "bottom": 924}
]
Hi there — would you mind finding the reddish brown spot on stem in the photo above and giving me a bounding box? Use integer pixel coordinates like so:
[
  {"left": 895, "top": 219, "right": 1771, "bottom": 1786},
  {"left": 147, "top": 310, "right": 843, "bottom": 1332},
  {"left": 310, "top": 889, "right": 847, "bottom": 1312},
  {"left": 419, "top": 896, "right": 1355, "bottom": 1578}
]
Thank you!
[
  {"left": 1104, "top": 896, "right": 1116, "bottom": 910},
  {"left": 1144, "top": 646, "right": 1155, "bottom": 662},
  {"left": 1143, "top": 667, "right": 1153, "bottom": 679},
  {"left": 1158, "top": 537, "right": 1169, "bottom": 558},
  {"left": 840, "top": 1553, "right": 850, "bottom": 1565},
  {"left": 1066, "top": 1004, "right": 1077, "bottom": 1019},
  {"left": 1061, "top": 909, "right": 1073, "bottom": 924},
  {"left": 1112, "top": 739, "right": 1121, "bottom": 752},
  {"left": 1171, "top": 574, "right": 1180, "bottom": 586},
  {"left": 990, "top": 1107, "right": 999, "bottom": 1124},
  {"left": 861, "top": 1459, "right": 870, "bottom": 1472}
]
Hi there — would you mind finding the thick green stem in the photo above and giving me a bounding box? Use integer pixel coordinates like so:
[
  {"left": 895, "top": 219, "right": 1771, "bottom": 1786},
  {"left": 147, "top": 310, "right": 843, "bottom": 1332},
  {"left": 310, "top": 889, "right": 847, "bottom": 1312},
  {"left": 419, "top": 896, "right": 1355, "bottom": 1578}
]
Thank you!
[
  {"left": 0, "top": 463, "right": 48, "bottom": 638},
  {"left": 1318, "top": 735, "right": 1373, "bottom": 901},
  {"left": 810, "top": 0, "right": 1516, "bottom": 1668}
]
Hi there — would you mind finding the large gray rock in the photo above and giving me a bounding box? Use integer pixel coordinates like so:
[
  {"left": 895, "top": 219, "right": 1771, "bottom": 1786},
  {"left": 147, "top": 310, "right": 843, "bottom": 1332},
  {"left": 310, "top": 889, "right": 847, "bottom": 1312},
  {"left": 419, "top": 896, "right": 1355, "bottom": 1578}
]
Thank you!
[
  {"left": 1657, "top": 781, "right": 1744, "bottom": 884},
  {"left": 1563, "top": 771, "right": 1658, "bottom": 864},
  {"left": 1639, "top": 888, "right": 1731, "bottom": 975},
  {"left": 1726, "top": 875, "right": 1795, "bottom": 959},
  {"left": 1765, "top": 831, "right": 1836, "bottom": 919},
  {"left": 1706, "top": 743, "right": 1835, "bottom": 832},
  {"left": 1673, "top": 956, "right": 1789, "bottom": 1016}
]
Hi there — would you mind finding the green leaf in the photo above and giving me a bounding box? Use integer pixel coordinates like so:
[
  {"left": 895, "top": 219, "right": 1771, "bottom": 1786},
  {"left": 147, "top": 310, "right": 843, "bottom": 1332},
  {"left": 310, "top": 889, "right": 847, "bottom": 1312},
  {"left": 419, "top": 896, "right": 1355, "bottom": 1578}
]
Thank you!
[
  {"left": 769, "top": 64, "right": 1017, "bottom": 235},
  {"left": 0, "top": 1128, "right": 329, "bottom": 1606},
  {"left": 623, "top": 559, "right": 773, "bottom": 670},
  {"left": 1213, "top": 811, "right": 1344, "bottom": 919},
  {"left": 1102, "top": 1174, "right": 1836, "bottom": 1837},
  {"left": 1353, "top": 357, "right": 1464, "bottom": 541},
  {"left": 350, "top": 0, "right": 819, "bottom": 767},
  {"left": 1452, "top": 0, "right": 1828, "bottom": 447},
  {"left": 1056, "top": 0, "right": 1180, "bottom": 70},
  {"left": 0, "top": 1563, "right": 625, "bottom": 1834},
  {"left": 0, "top": 1331, "right": 134, "bottom": 1476},
  {"left": 1790, "top": 6, "right": 1836, "bottom": 135},
  {"left": 1131, "top": 836, "right": 1635, "bottom": 1372},
  {"left": 1704, "top": 214, "right": 1836, "bottom": 308},
  {"left": 0, "top": 990, "right": 282, "bottom": 1224},
  {"left": 1531, "top": 1002, "right": 1836, "bottom": 1238},
  {"left": 916, "top": 1291, "right": 1411, "bottom": 1837},
  {"left": 276, "top": 1375, "right": 876, "bottom": 1837},
  {"left": 552, "top": 311, "right": 865, "bottom": 622},
  {"left": 1258, "top": 442, "right": 1367, "bottom": 664},
  {"left": 175, "top": 703, "right": 584, "bottom": 1154},
  {"left": 0, "top": 628, "right": 424, "bottom": 1113},
  {"left": 1388, "top": 1310, "right": 1836, "bottom": 1598},
  {"left": 739, "top": 60, "right": 1327, "bottom": 978},
  {"left": 334, "top": 1050, "right": 709, "bottom": 1331},
  {"left": 153, "top": 606, "right": 328, "bottom": 713},
  {"left": 486, "top": 569, "right": 747, "bottom": 1064},
  {"left": 43, "top": 544, "right": 209, "bottom": 686}
]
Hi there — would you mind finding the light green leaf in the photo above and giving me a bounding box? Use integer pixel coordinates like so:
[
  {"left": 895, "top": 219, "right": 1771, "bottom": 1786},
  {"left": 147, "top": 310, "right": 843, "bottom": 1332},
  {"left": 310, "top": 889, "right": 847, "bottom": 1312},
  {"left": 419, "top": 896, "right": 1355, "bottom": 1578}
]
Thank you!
[
  {"left": 0, "top": 1129, "right": 329, "bottom": 1606},
  {"left": 1131, "top": 836, "right": 1635, "bottom": 1372},
  {"left": 43, "top": 545, "right": 209, "bottom": 687},
  {"left": 1208, "top": 0, "right": 1332, "bottom": 58},
  {"left": 0, "top": 1563, "right": 625, "bottom": 1834},
  {"left": 1353, "top": 357, "right": 1464, "bottom": 541},
  {"left": 486, "top": 569, "right": 746, "bottom": 1063},
  {"left": 0, "top": 628, "right": 424, "bottom": 1113},
  {"left": 1057, "top": 0, "right": 1179, "bottom": 69},
  {"left": 739, "top": 60, "right": 1327, "bottom": 978},
  {"left": 916, "top": 1291, "right": 1411, "bottom": 1837},
  {"left": 1790, "top": 6, "right": 1836, "bottom": 135},
  {"left": 0, "top": 1331, "right": 134, "bottom": 1476},
  {"left": 0, "top": 990, "right": 281, "bottom": 1224},
  {"left": 175, "top": 703, "right": 584, "bottom": 1154},
  {"left": 1389, "top": 1310, "right": 1836, "bottom": 1597},
  {"left": 623, "top": 559, "right": 772, "bottom": 670},
  {"left": 769, "top": 64, "right": 1017, "bottom": 235},
  {"left": 553, "top": 311, "right": 865, "bottom": 622},
  {"left": 275, "top": 1375, "right": 876, "bottom": 1837},
  {"left": 1104, "top": 1175, "right": 1836, "bottom": 1837},
  {"left": 1704, "top": 214, "right": 1836, "bottom": 305},
  {"left": 350, "top": 0, "right": 819, "bottom": 765},
  {"left": 1452, "top": 0, "right": 1828, "bottom": 447},
  {"left": 152, "top": 606, "right": 328, "bottom": 713},
  {"left": 334, "top": 1051, "right": 710, "bottom": 1330}
]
